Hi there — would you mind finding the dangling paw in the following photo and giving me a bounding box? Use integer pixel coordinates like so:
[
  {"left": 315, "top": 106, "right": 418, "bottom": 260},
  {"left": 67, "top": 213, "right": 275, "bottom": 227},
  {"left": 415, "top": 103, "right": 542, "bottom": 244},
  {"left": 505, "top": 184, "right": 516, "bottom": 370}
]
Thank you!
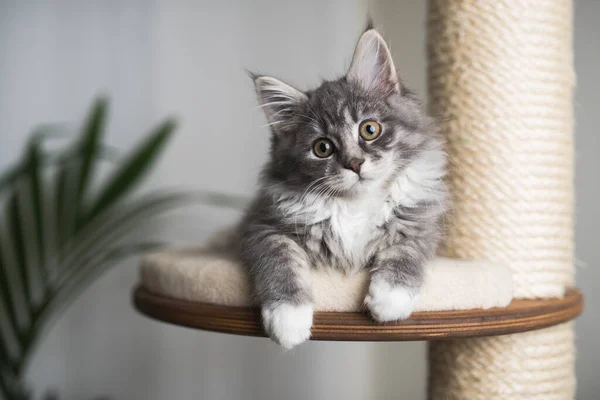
[
  {"left": 364, "top": 279, "right": 418, "bottom": 322},
  {"left": 262, "top": 303, "right": 313, "bottom": 349}
]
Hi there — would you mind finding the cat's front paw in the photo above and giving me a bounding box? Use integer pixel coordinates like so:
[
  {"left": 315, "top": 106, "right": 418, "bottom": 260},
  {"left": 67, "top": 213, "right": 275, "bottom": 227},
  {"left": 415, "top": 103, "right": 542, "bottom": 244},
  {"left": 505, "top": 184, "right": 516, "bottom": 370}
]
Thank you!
[
  {"left": 261, "top": 303, "right": 313, "bottom": 349},
  {"left": 364, "top": 279, "right": 418, "bottom": 322}
]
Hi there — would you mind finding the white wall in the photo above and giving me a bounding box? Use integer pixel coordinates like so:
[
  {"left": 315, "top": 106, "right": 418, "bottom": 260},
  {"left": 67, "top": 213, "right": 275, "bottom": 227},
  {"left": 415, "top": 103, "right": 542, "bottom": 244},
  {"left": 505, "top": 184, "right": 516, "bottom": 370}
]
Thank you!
[
  {"left": 573, "top": 1, "right": 600, "bottom": 398},
  {"left": 1, "top": 1, "right": 598, "bottom": 399},
  {"left": 0, "top": 1, "right": 428, "bottom": 400}
]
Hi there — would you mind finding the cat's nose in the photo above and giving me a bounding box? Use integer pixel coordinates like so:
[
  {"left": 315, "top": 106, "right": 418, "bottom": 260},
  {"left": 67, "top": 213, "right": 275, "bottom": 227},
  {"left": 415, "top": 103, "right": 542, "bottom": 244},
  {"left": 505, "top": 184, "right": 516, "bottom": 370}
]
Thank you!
[{"left": 344, "top": 157, "right": 365, "bottom": 175}]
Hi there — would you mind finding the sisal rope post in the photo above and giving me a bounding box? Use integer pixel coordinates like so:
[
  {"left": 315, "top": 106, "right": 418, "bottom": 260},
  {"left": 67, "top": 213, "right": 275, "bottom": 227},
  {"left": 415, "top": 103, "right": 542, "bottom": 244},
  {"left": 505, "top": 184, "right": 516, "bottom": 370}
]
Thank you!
[{"left": 426, "top": 0, "right": 576, "bottom": 398}]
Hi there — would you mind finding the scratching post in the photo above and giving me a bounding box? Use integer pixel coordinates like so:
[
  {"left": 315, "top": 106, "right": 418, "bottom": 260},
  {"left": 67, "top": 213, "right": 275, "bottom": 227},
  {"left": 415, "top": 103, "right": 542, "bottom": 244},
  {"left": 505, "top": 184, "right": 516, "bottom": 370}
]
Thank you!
[{"left": 427, "top": 0, "right": 576, "bottom": 398}]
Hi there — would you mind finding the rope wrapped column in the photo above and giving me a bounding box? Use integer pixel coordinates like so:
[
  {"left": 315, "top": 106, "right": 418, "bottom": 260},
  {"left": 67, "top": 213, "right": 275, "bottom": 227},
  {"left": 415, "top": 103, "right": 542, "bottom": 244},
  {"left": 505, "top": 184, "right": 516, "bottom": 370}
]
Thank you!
[{"left": 426, "top": 0, "right": 575, "bottom": 398}]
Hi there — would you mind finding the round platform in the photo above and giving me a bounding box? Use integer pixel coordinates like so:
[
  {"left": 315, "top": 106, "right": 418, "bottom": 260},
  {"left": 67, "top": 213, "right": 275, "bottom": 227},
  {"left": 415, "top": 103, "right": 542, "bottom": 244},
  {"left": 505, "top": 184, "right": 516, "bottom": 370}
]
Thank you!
[{"left": 133, "top": 286, "right": 583, "bottom": 341}]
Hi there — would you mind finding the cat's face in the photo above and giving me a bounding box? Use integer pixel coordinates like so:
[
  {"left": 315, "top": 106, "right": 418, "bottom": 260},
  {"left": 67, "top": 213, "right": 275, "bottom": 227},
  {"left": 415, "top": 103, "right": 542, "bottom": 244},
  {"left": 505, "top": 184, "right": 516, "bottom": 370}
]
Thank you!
[{"left": 254, "top": 29, "right": 430, "bottom": 198}]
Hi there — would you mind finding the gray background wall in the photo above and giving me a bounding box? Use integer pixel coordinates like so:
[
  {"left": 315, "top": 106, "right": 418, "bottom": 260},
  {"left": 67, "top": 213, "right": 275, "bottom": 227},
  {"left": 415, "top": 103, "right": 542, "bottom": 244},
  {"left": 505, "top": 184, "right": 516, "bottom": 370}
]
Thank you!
[
  {"left": 573, "top": 1, "right": 600, "bottom": 398},
  {"left": 0, "top": 1, "right": 597, "bottom": 399}
]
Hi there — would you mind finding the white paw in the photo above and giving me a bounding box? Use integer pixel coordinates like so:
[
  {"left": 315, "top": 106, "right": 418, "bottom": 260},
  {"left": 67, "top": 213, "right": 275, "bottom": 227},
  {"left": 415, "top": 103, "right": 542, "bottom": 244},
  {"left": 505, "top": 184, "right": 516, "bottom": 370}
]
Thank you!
[
  {"left": 262, "top": 303, "right": 313, "bottom": 349},
  {"left": 364, "top": 279, "right": 418, "bottom": 322}
]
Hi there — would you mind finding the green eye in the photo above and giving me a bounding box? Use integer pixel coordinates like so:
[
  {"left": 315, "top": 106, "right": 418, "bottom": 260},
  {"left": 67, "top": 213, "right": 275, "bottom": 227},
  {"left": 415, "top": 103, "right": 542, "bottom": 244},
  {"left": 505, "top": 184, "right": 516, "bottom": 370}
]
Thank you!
[
  {"left": 313, "top": 139, "right": 335, "bottom": 158},
  {"left": 359, "top": 120, "right": 382, "bottom": 141}
]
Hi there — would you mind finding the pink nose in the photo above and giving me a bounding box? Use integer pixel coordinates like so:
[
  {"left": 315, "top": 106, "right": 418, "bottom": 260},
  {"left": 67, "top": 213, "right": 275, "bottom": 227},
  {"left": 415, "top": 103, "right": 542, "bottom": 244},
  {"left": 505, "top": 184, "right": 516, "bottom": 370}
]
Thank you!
[{"left": 345, "top": 158, "right": 364, "bottom": 174}]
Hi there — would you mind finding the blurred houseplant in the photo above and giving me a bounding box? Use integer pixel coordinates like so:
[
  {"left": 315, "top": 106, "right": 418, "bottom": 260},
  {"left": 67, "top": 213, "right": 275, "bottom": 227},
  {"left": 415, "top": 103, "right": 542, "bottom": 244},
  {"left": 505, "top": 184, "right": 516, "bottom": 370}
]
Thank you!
[{"left": 0, "top": 98, "right": 190, "bottom": 399}]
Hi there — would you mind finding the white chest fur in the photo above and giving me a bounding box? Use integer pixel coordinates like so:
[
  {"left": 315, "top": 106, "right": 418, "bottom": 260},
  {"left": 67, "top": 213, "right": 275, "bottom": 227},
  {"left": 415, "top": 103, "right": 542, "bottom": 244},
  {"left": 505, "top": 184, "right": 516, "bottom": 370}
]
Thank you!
[{"left": 320, "top": 194, "right": 391, "bottom": 272}]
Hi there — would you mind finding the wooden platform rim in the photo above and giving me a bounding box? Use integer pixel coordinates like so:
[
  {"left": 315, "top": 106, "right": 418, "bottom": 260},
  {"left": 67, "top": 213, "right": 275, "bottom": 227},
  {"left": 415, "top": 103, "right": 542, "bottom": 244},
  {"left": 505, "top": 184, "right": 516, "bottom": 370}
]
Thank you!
[{"left": 132, "top": 286, "right": 583, "bottom": 341}]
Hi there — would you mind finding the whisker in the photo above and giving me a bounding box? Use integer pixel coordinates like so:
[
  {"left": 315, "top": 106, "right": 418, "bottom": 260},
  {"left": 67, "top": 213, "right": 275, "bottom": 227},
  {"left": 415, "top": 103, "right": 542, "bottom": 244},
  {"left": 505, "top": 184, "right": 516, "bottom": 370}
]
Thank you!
[
  {"left": 261, "top": 121, "right": 282, "bottom": 129},
  {"left": 292, "top": 176, "right": 330, "bottom": 235},
  {"left": 254, "top": 101, "right": 291, "bottom": 110}
]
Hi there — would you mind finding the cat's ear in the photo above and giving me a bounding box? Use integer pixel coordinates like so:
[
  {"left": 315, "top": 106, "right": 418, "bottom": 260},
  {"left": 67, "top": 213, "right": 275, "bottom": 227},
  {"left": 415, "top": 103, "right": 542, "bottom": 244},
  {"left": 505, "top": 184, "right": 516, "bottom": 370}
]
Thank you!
[
  {"left": 252, "top": 74, "right": 307, "bottom": 132},
  {"left": 347, "top": 29, "right": 400, "bottom": 96}
]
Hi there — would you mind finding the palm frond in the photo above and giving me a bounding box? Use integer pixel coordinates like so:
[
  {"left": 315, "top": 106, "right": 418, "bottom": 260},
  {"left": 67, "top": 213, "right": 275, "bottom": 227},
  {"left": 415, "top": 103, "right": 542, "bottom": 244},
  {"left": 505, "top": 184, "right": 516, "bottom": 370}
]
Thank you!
[
  {"left": 19, "top": 242, "right": 167, "bottom": 375},
  {"left": 53, "top": 151, "right": 79, "bottom": 260},
  {"left": 0, "top": 167, "right": 22, "bottom": 197},
  {"left": 0, "top": 327, "right": 17, "bottom": 377},
  {"left": 72, "top": 98, "right": 108, "bottom": 234},
  {"left": 1, "top": 125, "right": 67, "bottom": 197},
  {"left": 24, "top": 138, "right": 46, "bottom": 293},
  {"left": 83, "top": 118, "right": 176, "bottom": 224},
  {"left": 0, "top": 234, "right": 21, "bottom": 346},
  {"left": 5, "top": 189, "right": 31, "bottom": 321},
  {"left": 0, "top": 127, "right": 118, "bottom": 199},
  {"left": 0, "top": 97, "right": 247, "bottom": 400},
  {"left": 56, "top": 192, "right": 189, "bottom": 287},
  {"left": 75, "top": 98, "right": 107, "bottom": 207},
  {"left": 0, "top": 378, "right": 8, "bottom": 400},
  {"left": 51, "top": 242, "right": 166, "bottom": 315}
]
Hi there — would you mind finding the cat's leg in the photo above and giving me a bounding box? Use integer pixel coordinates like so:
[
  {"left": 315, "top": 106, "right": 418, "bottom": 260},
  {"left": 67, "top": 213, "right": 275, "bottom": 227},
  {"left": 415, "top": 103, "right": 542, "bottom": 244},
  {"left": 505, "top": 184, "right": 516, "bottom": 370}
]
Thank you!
[
  {"left": 241, "top": 233, "right": 313, "bottom": 349},
  {"left": 365, "top": 241, "right": 429, "bottom": 322}
]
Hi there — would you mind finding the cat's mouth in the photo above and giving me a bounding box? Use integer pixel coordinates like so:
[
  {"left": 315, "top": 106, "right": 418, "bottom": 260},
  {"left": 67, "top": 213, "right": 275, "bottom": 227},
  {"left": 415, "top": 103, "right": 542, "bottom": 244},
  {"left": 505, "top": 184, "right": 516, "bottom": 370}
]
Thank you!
[
  {"left": 351, "top": 172, "right": 375, "bottom": 185},
  {"left": 332, "top": 174, "right": 372, "bottom": 196}
]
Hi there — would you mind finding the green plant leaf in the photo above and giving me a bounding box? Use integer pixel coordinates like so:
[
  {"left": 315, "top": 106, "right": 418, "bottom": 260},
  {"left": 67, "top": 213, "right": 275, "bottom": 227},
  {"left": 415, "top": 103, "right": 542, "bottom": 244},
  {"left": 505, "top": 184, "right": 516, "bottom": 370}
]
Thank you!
[
  {"left": 54, "top": 164, "right": 67, "bottom": 243},
  {"left": 59, "top": 241, "right": 166, "bottom": 297},
  {"left": 83, "top": 118, "right": 176, "bottom": 224},
  {"left": 1, "top": 125, "right": 66, "bottom": 194},
  {"left": 56, "top": 189, "right": 247, "bottom": 285},
  {"left": 0, "top": 165, "right": 22, "bottom": 196},
  {"left": 50, "top": 242, "right": 166, "bottom": 321},
  {"left": 0, "top": 127, "right": 64, "bottom": 197},
  {"left": 20, "top": 242, "right": 166, "bottom": 377},
  {"left": 0, "top": 99, "right": 188, "bottom": 393},
  {"left": 0, "top": 231, "right": 22, "bottom": 348},
  {"left": 55, "top": 192, "right": 189, "bottom": 286},
  {"left": 5, "top": 188, "right": 32, "bottom": 316},
  {"left": 0, "top": 375, "right": 8, "bottom": 400},
  {"left": 29, "top": 124, "right": 69, "bottom": 141},
  {"left": 56, "top": 190, "right": 247, "bottom": 286},
  {"left": 53, "top": 156, "right": 78, "bottom": 258},
  {"left": 0, "top": 142, "right": 117, "bottom": 202},
  {"left": 74, "top": 97, "right": 108, "bottom": 225},
  {"left": 0, "top": 327, "right": 18, "bottom": 376},
  {"left": 24, "top": 137, "right": 47, "bottom": 288}
]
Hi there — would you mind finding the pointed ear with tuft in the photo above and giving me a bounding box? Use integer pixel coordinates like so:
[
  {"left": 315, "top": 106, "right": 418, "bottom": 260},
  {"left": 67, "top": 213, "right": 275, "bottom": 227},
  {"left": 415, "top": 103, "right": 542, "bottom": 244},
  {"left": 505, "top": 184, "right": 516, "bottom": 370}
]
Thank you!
[
  {"left": 253, "top": 75, "right": 307, "bottom": 133},
  {"left": 347, "top": 29, "right": 400, "bottom": 97}
]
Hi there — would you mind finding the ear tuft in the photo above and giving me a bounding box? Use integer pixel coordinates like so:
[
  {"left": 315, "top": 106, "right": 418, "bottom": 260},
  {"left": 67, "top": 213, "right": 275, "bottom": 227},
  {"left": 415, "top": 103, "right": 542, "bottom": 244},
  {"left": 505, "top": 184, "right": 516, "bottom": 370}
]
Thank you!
[
  {"left": 253, "top": 76, "right": 307, "bottom": 133},
  {"left": 245, "top": 69, "right": 260, "bottom": 81},
  {"left": 347, "top": 30, "right": 400, "bottom": 97},
  {"left": 364, "top": 15, "right": 375, "bottom": 32}
]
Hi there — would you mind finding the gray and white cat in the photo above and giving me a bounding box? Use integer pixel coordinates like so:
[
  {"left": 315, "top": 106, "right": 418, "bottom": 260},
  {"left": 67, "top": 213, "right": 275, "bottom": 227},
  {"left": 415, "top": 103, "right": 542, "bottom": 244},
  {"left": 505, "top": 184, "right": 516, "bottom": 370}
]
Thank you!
[{"left": 239, "top": 27, "right": 447, "bottom": 349}]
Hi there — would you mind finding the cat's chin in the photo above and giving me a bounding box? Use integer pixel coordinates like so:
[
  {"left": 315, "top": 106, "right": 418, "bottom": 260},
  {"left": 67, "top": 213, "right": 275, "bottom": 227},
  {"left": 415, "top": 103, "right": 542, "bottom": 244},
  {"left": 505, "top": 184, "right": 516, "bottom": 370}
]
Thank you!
[
  {"left": 336, "top": 172, "right": 365, "bottom": 192},
  {"left": 333, "top": 180, "right": 373, "bottom": 199}
]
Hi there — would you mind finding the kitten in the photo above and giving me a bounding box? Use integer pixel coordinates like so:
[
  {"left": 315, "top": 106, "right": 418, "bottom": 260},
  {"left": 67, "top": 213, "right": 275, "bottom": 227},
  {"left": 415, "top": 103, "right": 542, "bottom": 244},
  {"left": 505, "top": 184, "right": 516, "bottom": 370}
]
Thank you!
[{"left": 239, "top": 27, "right": 447, "bottom": 349}]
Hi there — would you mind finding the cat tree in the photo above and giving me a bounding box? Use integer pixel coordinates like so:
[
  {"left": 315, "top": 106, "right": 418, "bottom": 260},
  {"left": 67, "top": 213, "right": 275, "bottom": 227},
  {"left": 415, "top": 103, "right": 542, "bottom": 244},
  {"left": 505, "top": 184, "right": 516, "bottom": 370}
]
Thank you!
[{"left": 133, "top": 0, "right": 581, "bottom": 398}]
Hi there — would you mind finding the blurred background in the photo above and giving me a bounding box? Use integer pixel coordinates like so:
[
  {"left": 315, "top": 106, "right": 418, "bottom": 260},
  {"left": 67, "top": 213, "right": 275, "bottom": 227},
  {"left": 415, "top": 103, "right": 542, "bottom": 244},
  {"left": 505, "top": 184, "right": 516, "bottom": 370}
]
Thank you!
[{"left": 0, "top": 1, "right": 598, "bottom": 399}]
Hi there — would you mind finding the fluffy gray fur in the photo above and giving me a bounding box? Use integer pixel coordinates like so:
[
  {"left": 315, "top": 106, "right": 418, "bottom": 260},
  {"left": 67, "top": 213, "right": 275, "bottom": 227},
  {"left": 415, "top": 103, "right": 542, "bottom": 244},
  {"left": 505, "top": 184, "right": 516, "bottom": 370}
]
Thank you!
[{"left": 239, "top": 27, "right": 448, "bottom": 349}]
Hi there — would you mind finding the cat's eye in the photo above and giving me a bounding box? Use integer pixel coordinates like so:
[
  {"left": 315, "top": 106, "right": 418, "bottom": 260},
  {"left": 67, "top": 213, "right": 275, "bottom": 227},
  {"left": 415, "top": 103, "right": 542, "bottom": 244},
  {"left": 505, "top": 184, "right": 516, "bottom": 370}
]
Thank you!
[
  {"left": 313, "top": 139, "right": 335, "bottom": 158},
  {"left": 359, "top": 120, "right": 382, "bottom": 141}
]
